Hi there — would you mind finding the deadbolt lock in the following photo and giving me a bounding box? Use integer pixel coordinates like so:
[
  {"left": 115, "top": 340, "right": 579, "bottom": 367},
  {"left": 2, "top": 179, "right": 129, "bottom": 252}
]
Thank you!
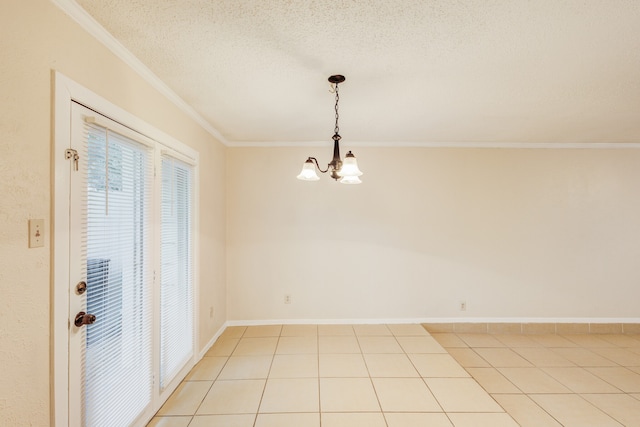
[{"left": 75, "top": 281, "right": 87, "bottom": 295}]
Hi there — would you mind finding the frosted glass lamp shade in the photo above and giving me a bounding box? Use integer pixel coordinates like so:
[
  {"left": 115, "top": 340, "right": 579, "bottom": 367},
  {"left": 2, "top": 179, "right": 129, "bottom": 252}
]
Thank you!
[
  {"left": 297, "top": 159, "right": 320, "bottom": 181},
  {"left": 339, "top": 175, "right": 362, "bottom": 184},
  {"left": 339, "top": 151, "right": 363, "bottom": 177}
]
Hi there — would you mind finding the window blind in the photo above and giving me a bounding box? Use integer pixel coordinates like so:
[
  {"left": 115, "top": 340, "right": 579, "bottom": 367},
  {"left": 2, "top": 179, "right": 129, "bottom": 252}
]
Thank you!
[
  {"left": 160, "top": 155, "right": 194, "bottom": 389},
  {"left": 83, "top": 121, "right": 154, "bottom": 427}
]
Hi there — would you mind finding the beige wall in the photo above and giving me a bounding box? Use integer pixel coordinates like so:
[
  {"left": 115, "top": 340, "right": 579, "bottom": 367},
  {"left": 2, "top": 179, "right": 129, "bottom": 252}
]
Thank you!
[
  {"left": 0, "top": 1, "right": 226, "bottom": 425},
  {"left": 2, "top": 1, "right": 640, "bottom": 425},
  {"left": 227, "top": 146, "right": 640, "bottom": 321}
]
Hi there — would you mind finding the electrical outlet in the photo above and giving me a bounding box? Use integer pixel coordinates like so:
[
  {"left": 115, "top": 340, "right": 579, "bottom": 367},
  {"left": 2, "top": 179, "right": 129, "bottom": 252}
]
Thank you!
[
  {"left": 460, "top": 301, "right": 467, "bottom": 311},
  {"left": 284, "top": 294, "right": 292, "bottom": 304},
  {"left": 29, "top": 219, "right": 44, "bottom": 248}
]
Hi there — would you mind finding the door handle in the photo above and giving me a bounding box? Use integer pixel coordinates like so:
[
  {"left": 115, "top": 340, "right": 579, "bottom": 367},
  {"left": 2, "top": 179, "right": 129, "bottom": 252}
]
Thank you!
[{"left": 74, "top": 312, "right": 96, "bottom": 327}]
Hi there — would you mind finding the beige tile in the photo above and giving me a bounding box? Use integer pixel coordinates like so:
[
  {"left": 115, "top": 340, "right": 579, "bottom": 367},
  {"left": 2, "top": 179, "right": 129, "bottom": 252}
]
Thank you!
[
  {"left": 185, "top": 357, "right": 227, "bottom": 380},
  {"left": 408, "top": 353, "right": 470, "bottom": 378},
  {"left": 385, "top": 413, "right": 453, "bottom": 427},
  {"left": 458, "top": 334, "right": 505, "bottom": 348},
  {"left": 372, "top": 378, "right": 441, "bottom": 412},
  {"left": 255, "top": 412, "right": 320, "bottom": 427},
  {"left": 221, "top": 326, "right": 247, "bottom": 339},
  {"left": 318, "top": 324, "right": 355, "bottom": 336},
  {"left": 188, "top": 414, "right": 254, "bottom": 427},
  {"left": 275, "top": 336, "right": 318, "bottom": 354},
  {"left": 422, "top": 323, "right": 454, "bottom": 333},
  {"left": 454, "top": 323, "right": 488, "bottom": 334},
  {"left": 562, "top": 334, "right": 616, "bottom": 348},
  {"left": 582, "top": 393, "right": 640, "bottom": 427},
  {"left": 531, "top": 394, "right": 623, "bottom": 427},
  {"left": 232, "top": 337, "right": 278, "bottom": 356},
  {"left": 357, "top": 336, "right": 403, "bottom": 353},
  {"left": 205, "top": 338, "right": 239, "bottom": 357},
  {"left": 466, "top": 368, "right": 520, "bottom": 393},
  {"left": 280, "top": 324, "right": 318, "bottom": 336},
  {"left": 319, "top": 336, "right": 361, "bottom": 353},
  {"left": 197, "top": 379, "right": 265, "bottom": 415},
  {"left": 497, "top": 368, "right": 571, "bottom": 393},
  {"left": 556, "top": 323, "right": 589, "bottom": 334},
  {"left": 552, "top": 347, "right": 619, "bottom": 367},
  {"left": 321, "top": 412, "right": 386, "bottom": 427},
  {"left": 529, "top": 334, "right": 578, "bottom": 347},
  {"left": 387, "top": 323, "right": 429, "bottom": 336},
  {"left": 522, "top": 323, "right": 556, "bottom": 334},
  {"left": 319, "top": 353, "right": 369, "bottom": 377},
  {"left": 473, "top": 348, "right": 533, "bottom": 367},
  {"left": 146, "top": 416, "right": 192, "bottom": 427},
  {"left": 157, "top": 381, "right": 212, "bottom": 416},
  {"left": 590, "top": 323, "right": 623, "bottom": 334},
  {"left": 513, "top": 347, "right": 574, "bottom": 367},
  {"left": 217, "top": 355, "right": 272, "bottom": 380},
  {"left": 354, "top": 324, "right": 393, "bottom": 336},
  {"left": 591, "top": 347, "right": 640, "bottom": 366},
  {"left": 542, "top": 367, "right": 622, "bottom": 393},
  {"left": 447, "top": 413, "right": 519, "bottom": 427},
  {"left": 494, "top": 334, "right": 541, "bottom": 348},
  {"left": 259, "top": 378, "right": 319, "bottom": 413},
  {"left": 599, "top": 334, "right": 640, "bottom": 347},
  {"left": 396, "top": 336, "right": 447, "bottom": 353},
  {"left": 488, "top": 323, "right": 522, "bottom": 334},
  {"left": 243, "top": 325, "right": 282, "bottom": 337},
  {"left": 623, "top": 324, "right": 640, "bottom": 334},
  {"left": 269, "top": 354, "right": 318, "bottom": 378},
  {"left": 586, "top": 367, "right": 640, "bottom": 392},
  {"left": 425, "top": 378, "right": 503, "bottom": 412},
  {"left": 364, "top": 353, "right": 419, "bottom": 377},
  {"left": 492, "top": 394, "right": 562, "bottom": 427},
  {"left": 320, "top": 378, "right": 380, "bottom": 412},
  {"left": 447, "top": 348, "right": 491, "bottom": 368},
  {"left": 431, "top": 333, "right": 468, "bottom": 348}
]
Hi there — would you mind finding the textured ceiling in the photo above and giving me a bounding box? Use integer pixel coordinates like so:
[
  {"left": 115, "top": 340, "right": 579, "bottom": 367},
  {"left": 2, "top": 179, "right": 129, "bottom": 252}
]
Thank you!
[{"left": 73, "top": 0, "right": 640, "bottom": 145}]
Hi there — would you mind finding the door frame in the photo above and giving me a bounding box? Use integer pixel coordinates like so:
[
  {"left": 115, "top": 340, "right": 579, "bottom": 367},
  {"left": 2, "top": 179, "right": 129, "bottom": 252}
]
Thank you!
[{"left": 53, "top": 72, "right": 200, "bottom": 426}]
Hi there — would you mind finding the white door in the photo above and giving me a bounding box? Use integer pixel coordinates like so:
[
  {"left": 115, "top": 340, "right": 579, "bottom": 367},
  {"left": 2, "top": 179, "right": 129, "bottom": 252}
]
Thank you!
[{"left": 68, "top": 102, "right": 155, "bottom": 427}]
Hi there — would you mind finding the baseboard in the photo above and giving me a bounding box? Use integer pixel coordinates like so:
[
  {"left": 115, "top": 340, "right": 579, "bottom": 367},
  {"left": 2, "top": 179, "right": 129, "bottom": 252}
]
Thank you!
[
  {"left": 198, "top": 321, "right": 230, "bottom": 359},
  {"left": 223, "top": 317, "right": 640, "bottom": 335},
  {"left": 225, "top": 318, "right": 439, "bottom": 326}
]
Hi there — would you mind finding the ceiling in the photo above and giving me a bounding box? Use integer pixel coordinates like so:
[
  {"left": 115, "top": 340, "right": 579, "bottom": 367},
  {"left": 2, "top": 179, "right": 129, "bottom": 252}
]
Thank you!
[{"left": 71, "top": 0, "right": 640, "bottom": 146}]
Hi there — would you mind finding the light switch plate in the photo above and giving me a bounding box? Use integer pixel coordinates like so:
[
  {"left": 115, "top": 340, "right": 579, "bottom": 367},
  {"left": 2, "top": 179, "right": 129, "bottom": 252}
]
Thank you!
[{"left": 29, "top": 219, "right": 44, "bottom": 248}]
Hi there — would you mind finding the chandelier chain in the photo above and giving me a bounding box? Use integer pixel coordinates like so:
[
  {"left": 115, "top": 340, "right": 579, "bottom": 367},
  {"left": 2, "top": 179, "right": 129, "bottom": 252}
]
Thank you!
[{"left": 334, "top": 83, "right": 340, "bottom": 135}]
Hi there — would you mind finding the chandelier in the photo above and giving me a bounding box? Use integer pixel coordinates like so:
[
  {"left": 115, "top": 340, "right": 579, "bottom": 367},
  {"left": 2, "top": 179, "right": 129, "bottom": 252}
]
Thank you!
[{"left": 297, "top": 75, "right": 363, "bottom": 184}]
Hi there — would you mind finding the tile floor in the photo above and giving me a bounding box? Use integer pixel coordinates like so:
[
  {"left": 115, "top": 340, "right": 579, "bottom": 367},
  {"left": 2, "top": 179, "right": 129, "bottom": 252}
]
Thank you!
[
  {"left": 147, "top": 324, "right": 640, "bottom": 427},
  {"left": 438, "top": 331, "right": 640, "bottom": 427}
]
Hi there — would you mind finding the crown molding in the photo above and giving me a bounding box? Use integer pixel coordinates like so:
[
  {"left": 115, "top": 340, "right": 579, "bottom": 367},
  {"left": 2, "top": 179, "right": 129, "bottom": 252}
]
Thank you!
[
  {"left": 228, "top": 140, "right": 640, "bottom": 149},
  {"left": 50, "top": 0, "right": 229, "bottom": 146}
]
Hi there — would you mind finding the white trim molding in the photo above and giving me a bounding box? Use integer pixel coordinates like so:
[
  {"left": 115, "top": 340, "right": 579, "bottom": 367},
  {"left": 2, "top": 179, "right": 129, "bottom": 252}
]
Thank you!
[
  {"left": 225, "top": 317, "right": 640, "bottom": 326},
  {"left": 50, "top": 0, "right": 229, "bottom": 146},
  {"left": 230, "top": 140, "right": 640, "bottom": 149}
]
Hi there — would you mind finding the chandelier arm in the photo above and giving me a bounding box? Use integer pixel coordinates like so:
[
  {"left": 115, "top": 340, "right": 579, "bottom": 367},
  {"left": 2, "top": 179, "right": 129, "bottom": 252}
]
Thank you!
[{"left": 308, "top": 156, "right": 329, "bottom": 174}]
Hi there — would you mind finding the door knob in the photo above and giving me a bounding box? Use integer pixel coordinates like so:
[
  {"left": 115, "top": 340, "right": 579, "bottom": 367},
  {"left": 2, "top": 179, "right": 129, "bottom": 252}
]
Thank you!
[{"left": 74, "top": 312, "right": 96, "bottom": 327}]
